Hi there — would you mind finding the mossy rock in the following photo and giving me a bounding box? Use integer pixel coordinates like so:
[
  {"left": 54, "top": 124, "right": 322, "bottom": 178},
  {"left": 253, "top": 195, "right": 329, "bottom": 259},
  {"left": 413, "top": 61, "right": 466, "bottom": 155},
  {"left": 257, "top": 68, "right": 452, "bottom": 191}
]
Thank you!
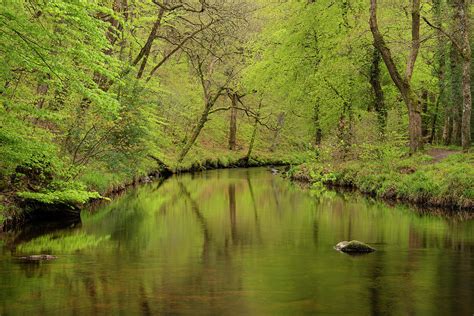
[{"left": 335, "top": 240, "right": 375, "bottom": 253}]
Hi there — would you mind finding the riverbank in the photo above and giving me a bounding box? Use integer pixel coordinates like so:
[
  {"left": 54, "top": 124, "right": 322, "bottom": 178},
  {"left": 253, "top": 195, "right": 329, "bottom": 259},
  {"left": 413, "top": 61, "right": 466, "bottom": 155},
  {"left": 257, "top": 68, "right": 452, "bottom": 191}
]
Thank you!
[
  {"left": 288, "top": 149, "right": 473, "bottom": 210},
  {"left": 0, "top": 153, "right": 302, "bottom": 230}
]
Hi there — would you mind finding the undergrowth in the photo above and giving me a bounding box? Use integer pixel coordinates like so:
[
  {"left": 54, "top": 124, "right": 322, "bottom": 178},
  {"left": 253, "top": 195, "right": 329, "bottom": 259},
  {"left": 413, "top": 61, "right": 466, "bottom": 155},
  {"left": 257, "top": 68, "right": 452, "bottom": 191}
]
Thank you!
[{"left": 288, "top": 145, "right": 474, "bottom": 209}]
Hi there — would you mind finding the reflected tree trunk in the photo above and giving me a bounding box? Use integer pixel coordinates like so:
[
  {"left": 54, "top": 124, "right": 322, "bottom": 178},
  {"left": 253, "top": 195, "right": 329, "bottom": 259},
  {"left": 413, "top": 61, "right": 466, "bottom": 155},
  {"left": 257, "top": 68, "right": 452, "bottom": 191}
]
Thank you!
[
  {"left": 228, "top": 184, "right": 237, "bottom": 244},
  {"left": 246, "top": 172, "right": 262, "bottom": 243},
  {"left": 178, "top": 181, "right": 210, "bottom": 260}
]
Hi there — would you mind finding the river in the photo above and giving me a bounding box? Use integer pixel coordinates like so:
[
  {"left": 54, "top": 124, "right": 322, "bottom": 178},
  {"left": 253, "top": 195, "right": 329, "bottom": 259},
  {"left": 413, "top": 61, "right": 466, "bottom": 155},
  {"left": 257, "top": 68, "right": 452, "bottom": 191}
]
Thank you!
[{"left": 1, "top": 168, "right": 473, "bottom": 315}]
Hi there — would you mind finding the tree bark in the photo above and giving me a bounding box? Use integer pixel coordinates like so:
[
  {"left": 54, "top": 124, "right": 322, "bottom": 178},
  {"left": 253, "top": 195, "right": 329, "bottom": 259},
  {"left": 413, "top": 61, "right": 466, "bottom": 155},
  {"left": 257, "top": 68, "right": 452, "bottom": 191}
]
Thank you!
[
  {"left": 433, "top": 0, "right": 447, "bottom": 145},
  {"left": 228, "top": 93, "right": 238, "bottom": 150},
  {"left": 430, "top": 94, "right": 441, "bottom": 144},
  {"left": 178, "top": 103, "right": 211, "bottom": 163},
  {"left": 245, "top": 102, "right": 261, "bottom": 161},
  {"left": 369, "top": 0, "right": 423, "bottom": 152},
  {"left": 421, "top": 89, "right": 429, "bottom": 138},
  {"left": 134, "top": 7, "right": 166, "bottom": 79},
  {"left": 369, "top": 46, "right": 387, "bottom": 135},
  {"left": 459, "top": 0, "right": 471, "bottom": 151},
  {"left": 450, "top": 46, "right": 463, "bottom": 145}
]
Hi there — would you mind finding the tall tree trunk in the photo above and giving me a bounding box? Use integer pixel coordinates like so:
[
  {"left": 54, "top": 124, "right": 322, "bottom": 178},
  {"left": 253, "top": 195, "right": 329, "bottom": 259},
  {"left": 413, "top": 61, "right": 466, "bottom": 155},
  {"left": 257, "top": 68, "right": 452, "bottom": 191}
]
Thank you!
[
  {"left": 421, "top": 89, "right": 429, "bottom": 138},
  {"left": 369, "top": 46, "right": 387, "bottom": 135},
  {"left": 228, "top": 93, "right": 238, "bottom": 150},
  {"left": 443, "top": 110, "right": 453, "bottom": 144},
  {"left": 407, "top": 97, "right": 423, "bottom": 152},
  {"left": 450, "top": 46, "right": 463, "bottom": 145},
  {"left": 430, "top": 91, "right": 443, "bottom": 144},
  {"left": 369, "top": 0, "right": 423, "bottom": 152},
  {"left": 459, "top": 0, "right": 471, "bottom": 151},
  {"left": 432, "top": 0, "right": 446, "bottom": 145}
]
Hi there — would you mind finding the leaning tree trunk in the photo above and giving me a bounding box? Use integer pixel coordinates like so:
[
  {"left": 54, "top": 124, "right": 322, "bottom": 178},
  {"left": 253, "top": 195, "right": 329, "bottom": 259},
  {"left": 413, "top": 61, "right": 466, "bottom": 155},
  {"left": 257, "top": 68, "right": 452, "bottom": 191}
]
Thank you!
[
  {"left": 178, "top": 104, "right": 211, "bottom": 163},
  {"left": 134, "top": 7, "right": 165, "bottom": 79},
  {"left": 369, "top": 0, "right": 423, "bottom": 152}
]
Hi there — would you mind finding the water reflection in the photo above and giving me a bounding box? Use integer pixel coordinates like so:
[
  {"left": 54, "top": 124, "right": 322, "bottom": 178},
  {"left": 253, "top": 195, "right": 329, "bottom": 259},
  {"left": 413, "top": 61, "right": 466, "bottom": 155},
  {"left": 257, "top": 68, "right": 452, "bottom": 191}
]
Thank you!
[{"left": 1, "top": 168, "right": 473, "bottom": 315}]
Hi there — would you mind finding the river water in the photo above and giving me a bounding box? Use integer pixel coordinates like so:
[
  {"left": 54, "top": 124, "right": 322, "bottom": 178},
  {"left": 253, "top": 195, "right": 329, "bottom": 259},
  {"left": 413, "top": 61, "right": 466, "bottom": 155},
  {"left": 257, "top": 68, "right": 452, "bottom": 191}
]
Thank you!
[{"left": 1, "top": 168, "right": 473, "bottom": 315}]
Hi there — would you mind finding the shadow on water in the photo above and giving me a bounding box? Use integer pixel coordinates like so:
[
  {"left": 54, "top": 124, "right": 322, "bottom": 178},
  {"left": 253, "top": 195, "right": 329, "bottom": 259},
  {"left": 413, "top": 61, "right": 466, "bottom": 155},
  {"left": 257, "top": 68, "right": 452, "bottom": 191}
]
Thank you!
[
  {"left": 2, "top": 218, "right": 81, "bottom": 251},
  {"left": 0, "top": 167, "right": 473, "bottom": 315}
]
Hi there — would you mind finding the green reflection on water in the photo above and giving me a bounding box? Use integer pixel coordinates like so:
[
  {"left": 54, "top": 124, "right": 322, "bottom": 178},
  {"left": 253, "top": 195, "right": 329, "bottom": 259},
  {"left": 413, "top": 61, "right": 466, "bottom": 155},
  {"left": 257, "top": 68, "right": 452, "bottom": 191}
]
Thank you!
[
  {"left": 1, "top": 168, "right": 473, "bottom": 315},
  {"left": 17, "top": 233, "right": 111, "bottom": 254}
]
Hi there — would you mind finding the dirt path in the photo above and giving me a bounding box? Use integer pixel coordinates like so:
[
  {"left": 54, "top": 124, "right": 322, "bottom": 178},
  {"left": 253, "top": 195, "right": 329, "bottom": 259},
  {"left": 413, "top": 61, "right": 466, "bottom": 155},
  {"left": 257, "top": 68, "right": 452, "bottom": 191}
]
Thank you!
[{"left": 426, "top": 148, "right": 461, "bottom": 163}]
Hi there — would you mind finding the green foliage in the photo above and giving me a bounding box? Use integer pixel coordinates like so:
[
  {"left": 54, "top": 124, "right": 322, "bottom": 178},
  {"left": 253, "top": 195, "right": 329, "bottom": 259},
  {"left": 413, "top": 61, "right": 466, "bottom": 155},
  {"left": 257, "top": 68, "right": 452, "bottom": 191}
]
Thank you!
[
  {"left": 17, "top": 189, "right": 102, "bottom": 205},
  {"left": 291, "top": 147, "right": 474, "bottom": 209}
]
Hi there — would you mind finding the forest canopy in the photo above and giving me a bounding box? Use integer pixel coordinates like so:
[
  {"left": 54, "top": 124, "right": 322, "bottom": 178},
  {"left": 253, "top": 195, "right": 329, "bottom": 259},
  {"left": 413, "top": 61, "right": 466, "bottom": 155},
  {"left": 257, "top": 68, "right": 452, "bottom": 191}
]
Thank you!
[{"left": 0, "top": 0, "right": 473, "bottom": 218}]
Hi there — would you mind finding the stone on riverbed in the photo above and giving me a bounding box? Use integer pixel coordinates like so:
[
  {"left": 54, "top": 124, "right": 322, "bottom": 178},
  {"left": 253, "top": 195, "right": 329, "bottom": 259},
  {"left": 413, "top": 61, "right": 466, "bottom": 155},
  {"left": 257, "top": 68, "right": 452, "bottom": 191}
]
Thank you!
[{"left": 334, "top": 240, "right": 375, "bottom": 253}]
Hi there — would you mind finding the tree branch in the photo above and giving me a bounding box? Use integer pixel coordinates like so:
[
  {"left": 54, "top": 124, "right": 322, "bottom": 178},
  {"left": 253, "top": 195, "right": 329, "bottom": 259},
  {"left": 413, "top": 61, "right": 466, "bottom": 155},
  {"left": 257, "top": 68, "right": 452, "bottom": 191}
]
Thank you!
[{"left": 422, "top": 16, "right": 465, "bottom": 58}]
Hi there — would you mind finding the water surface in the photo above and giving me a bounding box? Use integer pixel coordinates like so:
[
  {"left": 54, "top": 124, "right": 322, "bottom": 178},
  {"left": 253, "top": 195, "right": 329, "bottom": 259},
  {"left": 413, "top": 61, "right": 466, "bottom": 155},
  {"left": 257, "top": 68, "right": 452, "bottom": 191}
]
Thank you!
[{"left": 1, "top": 168, "right": 473, "bottom": 315}]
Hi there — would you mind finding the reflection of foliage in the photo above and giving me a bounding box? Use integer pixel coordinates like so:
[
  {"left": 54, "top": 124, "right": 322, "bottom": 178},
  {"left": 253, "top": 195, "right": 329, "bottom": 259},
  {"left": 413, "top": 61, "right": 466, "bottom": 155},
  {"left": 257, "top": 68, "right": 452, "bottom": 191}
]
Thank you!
[{"left": 17, "top": 232, "right": 110, "bottom": 254}]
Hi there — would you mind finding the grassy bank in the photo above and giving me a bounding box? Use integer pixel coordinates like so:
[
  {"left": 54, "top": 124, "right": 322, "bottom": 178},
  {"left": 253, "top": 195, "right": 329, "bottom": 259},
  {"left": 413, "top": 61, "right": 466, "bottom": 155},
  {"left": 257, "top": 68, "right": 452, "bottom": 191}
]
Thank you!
[{"left": 288, "top": 147, "right": 474, "bottom": 210}]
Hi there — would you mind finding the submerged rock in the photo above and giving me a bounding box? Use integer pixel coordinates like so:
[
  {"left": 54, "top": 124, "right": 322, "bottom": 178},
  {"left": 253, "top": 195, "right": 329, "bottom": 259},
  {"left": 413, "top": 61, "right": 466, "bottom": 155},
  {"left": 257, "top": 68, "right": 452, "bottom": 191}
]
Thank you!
[
  {"left": 335, "top": 240, "right": 375, "bottom": 253},
  {"left": 17, "top": 254, "right": 58, "bottom": 262}
]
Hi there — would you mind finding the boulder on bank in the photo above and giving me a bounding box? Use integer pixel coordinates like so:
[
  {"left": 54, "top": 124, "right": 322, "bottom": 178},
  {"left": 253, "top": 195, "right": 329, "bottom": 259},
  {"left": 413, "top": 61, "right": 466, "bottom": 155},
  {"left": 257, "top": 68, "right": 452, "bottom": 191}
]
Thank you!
[{"left": 334, "top": 240, "right": 375, "bottom": 253}]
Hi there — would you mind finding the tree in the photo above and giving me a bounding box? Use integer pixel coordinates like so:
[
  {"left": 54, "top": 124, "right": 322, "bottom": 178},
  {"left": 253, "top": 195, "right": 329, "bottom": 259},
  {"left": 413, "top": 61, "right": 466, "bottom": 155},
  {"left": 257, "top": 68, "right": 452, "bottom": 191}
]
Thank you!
[
  {"left": 423, "top": 0, "right": 471, "bottom": 151},
  {"left": 176, "top": 1, "right": 252, "bottom": 163},
  {"left": 369, "top": 0, "right": 423, "bottom": 152}
]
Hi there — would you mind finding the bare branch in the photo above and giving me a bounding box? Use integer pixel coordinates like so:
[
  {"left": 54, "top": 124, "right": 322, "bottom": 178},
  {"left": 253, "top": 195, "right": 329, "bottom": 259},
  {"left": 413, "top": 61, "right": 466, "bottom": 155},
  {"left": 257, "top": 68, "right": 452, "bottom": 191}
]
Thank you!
[{"left": 422, "top": 16, "right": 465, "bottom": 58}]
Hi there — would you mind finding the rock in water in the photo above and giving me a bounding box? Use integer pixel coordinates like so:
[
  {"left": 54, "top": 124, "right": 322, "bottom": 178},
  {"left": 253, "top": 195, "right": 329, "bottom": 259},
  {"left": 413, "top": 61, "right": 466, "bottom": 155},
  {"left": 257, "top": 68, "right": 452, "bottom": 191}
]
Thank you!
[
  {"left": 334, "top": 240, "right": 375, "bottom": 253},
  {"left": 17, "top": 255, "right": 58, "bottom": 262}
]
